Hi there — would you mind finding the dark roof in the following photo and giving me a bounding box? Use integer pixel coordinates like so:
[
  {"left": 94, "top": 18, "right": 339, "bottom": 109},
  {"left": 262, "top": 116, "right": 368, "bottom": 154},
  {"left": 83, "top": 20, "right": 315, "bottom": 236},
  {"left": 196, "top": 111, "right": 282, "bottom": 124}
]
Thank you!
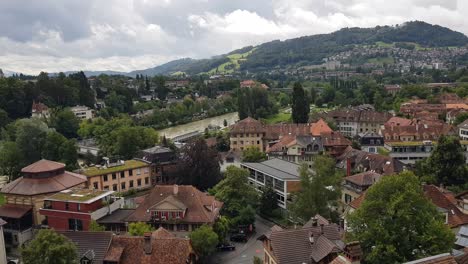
[
  {"left": 21, "top": 159, "right": 65, "bottom": 173},
  {"left": 126, "top": 185, "right": 222, "bottom": 223},
  {"left": 104, "top": 228, "right": 194, "bottom": 264},
  {"left": 0, "top": 204, "right": 32, "bottom": 219},
  {"left": 1, "top": 171, "right": 87, "bottom": 196},
  {"left": 97, "top": 209, "right": 135, "bottom": 224},
  {"left": 141, "top": 146, "right": 173, "bottom": 154},
  {"left": 345, "top": 172, "right": 382, "bottom": 187},
  {"left": 337, "top": 146, "right": 405, "bottom": 175},
  {"left": 423, "top": 185, "right": 468, "bottom": 228},
  {"left": 59, "top": 231, "right": 113, "bottom": 264},
  {"left": 242, "top": 158, "right": 302, "bottom": 180}
]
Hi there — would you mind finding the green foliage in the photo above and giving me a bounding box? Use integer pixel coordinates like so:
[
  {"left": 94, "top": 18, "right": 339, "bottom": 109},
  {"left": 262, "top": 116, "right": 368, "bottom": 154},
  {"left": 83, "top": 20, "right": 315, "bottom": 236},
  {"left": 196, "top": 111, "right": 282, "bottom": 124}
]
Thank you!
[
  {"left": 21, "top": 229, "right": 78, "bottom": 264},
  {"left": 348, "top": 171, "right": 455, "bottom": 263},
  {"left": 253, "top": 256, "right": 262, "bottom": 264},
  {"left": 15, "top": 118, "right": 50, "bottom": 164},
  {"left": 415, "top": 135, "right": 468, "bottom": 186},
  {"left": 235, "top": 205, "right": 256, "bottom": 226},
  {"left": 237, "top": 87, "right": 278, "bottom": 120},
  {"left": 454, "top": 112, "right": 468, "bottom": 126},
  {"left": 49, "top": 109, "right": 80, "bottom": 138},
  {"left": 89, "top": 220, "right": 106, "bottom": 231},
  {"left": 128, "top": 222, "right": 153, "bottom": 236},
  {"left": 290, "top": 156, "right": 343, "bottom": 221},
  {"left": 242, "top": 146, "right": 267, "bottom": 162},
  {"left": 189, "top": 225, "right": 218, "bottom": 257},
  {"left": 0, "top": 141, "right": 22, "bottom": 180},
  {"left": 178, "top": 138, "right": 221, "bottom": 190},
  {"left": 259, "top": 184, "right": 279, "bottom": 217},
  {"left": 213, "top": 216, "right": 231, "bottom": 243},
  {"left": 212, "top": 166, "right": 259, "bottom": 221},
  {"left": 0, "top": 108, "right": 10, "bottom": 128},
  {"left": 291, "top": 82, "right": 310, "bottom": 123}
]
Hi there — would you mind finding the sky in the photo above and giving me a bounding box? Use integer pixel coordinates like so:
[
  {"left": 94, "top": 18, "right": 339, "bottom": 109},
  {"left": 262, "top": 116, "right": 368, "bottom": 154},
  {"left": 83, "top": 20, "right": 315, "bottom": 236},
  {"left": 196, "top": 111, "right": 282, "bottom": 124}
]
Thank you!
[{"left": 0, "top": 0, "right": 467, "bottom": 75}]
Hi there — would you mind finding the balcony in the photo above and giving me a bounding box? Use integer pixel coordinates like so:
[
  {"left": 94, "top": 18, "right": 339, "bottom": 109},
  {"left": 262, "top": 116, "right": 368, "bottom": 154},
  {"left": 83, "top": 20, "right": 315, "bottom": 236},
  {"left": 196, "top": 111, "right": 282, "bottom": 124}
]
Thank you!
[{"left": 91, "top": 197, "right": 125, "bottom": 220}]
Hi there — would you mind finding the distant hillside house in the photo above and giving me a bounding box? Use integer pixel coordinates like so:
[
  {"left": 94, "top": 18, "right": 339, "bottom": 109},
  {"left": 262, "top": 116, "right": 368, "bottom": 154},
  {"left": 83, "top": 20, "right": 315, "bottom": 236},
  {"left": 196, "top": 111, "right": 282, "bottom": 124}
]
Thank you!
[
  {"left": 240, "top": 80, "right": 269, "bottom": 89},
  {"left": 70, "top": 105, "right": 94, "bottom": 120},
  {"left": 31, "top": 101, "right": 50, "bottom": 119}
]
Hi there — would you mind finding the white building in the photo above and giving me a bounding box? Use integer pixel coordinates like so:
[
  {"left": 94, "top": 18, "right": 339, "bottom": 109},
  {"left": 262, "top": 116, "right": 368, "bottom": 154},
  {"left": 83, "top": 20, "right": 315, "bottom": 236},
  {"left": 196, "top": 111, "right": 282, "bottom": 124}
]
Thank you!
[
  {"left": 70, "top": 105, "right": 94, "bottom": 120},
  {"left": 459, "top": 119, "right": 468, "bottom": 141},
  {"left": 0, "top": 218, "right": 6, "bottom": 264}
]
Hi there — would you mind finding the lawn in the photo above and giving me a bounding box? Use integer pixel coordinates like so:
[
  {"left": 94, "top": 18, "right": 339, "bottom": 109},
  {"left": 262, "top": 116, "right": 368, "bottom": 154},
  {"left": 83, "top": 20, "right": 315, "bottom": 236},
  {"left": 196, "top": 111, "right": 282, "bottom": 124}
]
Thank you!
[
  {"left": 263, "top": 112, "right": 291, "bottom": 124},
  {"left": 207, "top": 48, "right": 257, "bottom": 74},
  {"left": 0, "top": 193, "right": 5, "bottom": 205},
  {"left": 367, "top": 56, "right": 395, "bottom": 65}
]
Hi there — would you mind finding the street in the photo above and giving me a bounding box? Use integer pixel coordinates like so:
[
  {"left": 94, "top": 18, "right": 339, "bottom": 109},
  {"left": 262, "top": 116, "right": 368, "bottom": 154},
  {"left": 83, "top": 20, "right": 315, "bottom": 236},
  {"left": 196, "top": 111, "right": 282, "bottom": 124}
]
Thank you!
[{"left": 209, "top": 215, "right": 275, "bottom": 264}]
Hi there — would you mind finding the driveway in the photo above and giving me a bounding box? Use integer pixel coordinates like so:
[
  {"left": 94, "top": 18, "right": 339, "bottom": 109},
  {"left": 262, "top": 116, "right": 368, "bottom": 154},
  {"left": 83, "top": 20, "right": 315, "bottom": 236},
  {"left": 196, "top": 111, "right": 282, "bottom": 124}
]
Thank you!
[{"left": 209, "top": 215, "right": 275, "bottom": 264}]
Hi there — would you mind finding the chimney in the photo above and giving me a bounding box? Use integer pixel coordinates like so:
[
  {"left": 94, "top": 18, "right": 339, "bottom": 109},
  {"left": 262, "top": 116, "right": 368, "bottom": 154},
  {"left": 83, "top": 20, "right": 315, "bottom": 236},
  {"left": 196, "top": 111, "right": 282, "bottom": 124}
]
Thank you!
[
  {"left": 144, "top": 232, "right": 152, "bottom": 255},
  {"left": 346, "top": 158, "right": 351, "bottom": 177},
  {"left": 311, "top": 217, "right": 318, "bottom": 227},
  {"left": 173, "top": 184, "right": 179, "bottom": 195}
]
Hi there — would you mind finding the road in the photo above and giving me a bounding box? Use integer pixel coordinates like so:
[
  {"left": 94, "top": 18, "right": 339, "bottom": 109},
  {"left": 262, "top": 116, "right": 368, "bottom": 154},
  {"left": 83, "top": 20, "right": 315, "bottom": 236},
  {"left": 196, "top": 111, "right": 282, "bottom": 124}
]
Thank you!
[{"left": 209, "top": 215, "right": 274, "bottom": 264}]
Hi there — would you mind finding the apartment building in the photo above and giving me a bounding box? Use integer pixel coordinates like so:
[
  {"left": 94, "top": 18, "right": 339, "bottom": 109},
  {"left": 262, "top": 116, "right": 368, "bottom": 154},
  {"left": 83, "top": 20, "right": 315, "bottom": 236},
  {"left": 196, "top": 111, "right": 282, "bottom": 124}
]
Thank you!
[
  {"left": 324, "top": 108, "right": 391, "bottom": 137},
  {"left": 70, "top": 105, "right": 94, "bottom": 120}
]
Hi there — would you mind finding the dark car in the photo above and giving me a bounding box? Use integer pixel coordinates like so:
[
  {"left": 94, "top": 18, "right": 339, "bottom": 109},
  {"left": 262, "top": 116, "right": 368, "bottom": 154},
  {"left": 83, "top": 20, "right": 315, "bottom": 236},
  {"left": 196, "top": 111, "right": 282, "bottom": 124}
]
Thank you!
[
  {"left": 230, "top": 233, "right": 247, "bottom": 242},
  {"left": 217, "top": 243, "right": 236, "bottom": 251}
]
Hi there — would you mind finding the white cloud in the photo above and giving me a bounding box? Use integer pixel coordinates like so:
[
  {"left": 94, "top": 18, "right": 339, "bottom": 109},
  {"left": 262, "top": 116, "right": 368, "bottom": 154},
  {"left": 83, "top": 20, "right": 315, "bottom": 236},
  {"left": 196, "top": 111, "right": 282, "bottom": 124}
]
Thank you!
[{"left": 0, "top": 0, "right": 467, "bottom": 74}]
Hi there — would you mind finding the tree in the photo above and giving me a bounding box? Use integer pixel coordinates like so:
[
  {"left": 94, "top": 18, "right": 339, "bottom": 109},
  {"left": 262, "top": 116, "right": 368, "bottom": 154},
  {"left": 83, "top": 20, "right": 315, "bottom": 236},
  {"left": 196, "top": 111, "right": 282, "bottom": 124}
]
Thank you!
[
  {"left": 223, "top": 119, "right": 228, "bottom": 127},
  {"left": 0, "top": 108, "right": 9, "bottom": 128},
  {"left": 128, "top": 222, "right": 153, "bottom": 236},
  {"left": 291, "top": 82, "right": 310, "bottom": 123},
  {"left": 253, "top": 256, "right": 262, "bottom": 264},
  {"left": 50, "top": 109, "right": 80, "bottom": 138},
  {"left": 21, "top": 229, "right": 78, "bottom": 264},
  {"left": 415, "top": 135, "right": 468, "bottom": 186},
  {"left": 235, "top": 205, "right": 256, "bottom": 226},
  {"left": 15, "top": 118, "right": 49, "bottom": 164},
  {"left": 211, "top": 166, "right": 259, "bottom": 219},
  {"left": 110, "top": 126, "right": 159, "bottom": 159},
  {"left": 0, "top": 141, "right": 23, "bottom": 181},
  {"left": 290, "top": 156, "right": 343, "bottom": 221},
  {"left": 213, "top": 216, "right": 230, "bottom": 243},
  {"left": 259, "top": 184, "right": 279, "bottom": 216},
  {"left": 242, "top": 146, "right": 267, "bottom": 162},
  {"left": 454, "top": 112, "right": 468, "bottom": 126},
  {"left": 348, "top": 171, "right": 455, "bottom": 263},
  {"left": 89, "top": 219, "right": 106, "bottom": 231},
  {"left": 42, "top": 132, "right": 78, "bottom": 170},
  {"left": 189, "top": 225, "right": 218, "bottom": 258},
  {"left": 178, "top": 138, "right": 221, "bottom": 190}
]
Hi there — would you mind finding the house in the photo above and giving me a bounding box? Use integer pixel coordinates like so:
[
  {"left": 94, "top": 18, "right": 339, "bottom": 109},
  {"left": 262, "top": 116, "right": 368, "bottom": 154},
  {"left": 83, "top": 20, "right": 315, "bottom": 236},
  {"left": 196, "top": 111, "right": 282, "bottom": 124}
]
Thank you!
[
  {"left": 266, "top": 135, "right": 323, "bottom": 165},
  {"left": 0, "top": 218, "right": 6, "bottom": 264},
  {"left": 0, "top": 160, "right": 87, "bottom": 247},
  {"left": 385, "top": 141, "right": 436, "bottom": 164},
  {"left": 358, "top": 132, "right": 384, "bottom": 153},
  {"left": 40, "top": 188, "right": 124, "bottom": 231},
  {"left": 83, "top": 159, "right": 152, "bottom": 193},
  {"left": 382, "top": 117, "right": 455, "bottom": 143},
  {"left": 341, "top": 172, "right": 382, "bottom": 213},
  {"left": 219, "top": 150, "right": 242, "bottom": 172},
  {"left": 60, "top": 231, "right": 113, "bottom": 264},
  {"left": 31, "top": 102, "right": 50, "bottom": 119},
  {"left": 458, "top": 119, "right": 468, "bottom": 140},
  {"left": 322, "top": 109, "right": 391, "bottom": 137},
  {"left": 71, "top": 105, "right": 94, "bottom": 120},
  {"left": 97, "top": 209, "right": 135, "bottom": 234},
  {"left": 241, "top": 158, "right": 301, "bottom": 210},
  {"left": 384, "top": 84, "right": 401, "bottom": 96},
  {"left": 260, "top": 215, "right": 361, "bottom": 264},
  {"left": 137, "top": 146, "right": 178, "bottom": 185},
  {"left": 336, "top": 146, "right": 405, "bottom": 176},
  {"left": 103, "top": 228, "right": 196, "bottom": 264},
  {"left": 125, "top": 185, "right": 222, "bottom": 233}
]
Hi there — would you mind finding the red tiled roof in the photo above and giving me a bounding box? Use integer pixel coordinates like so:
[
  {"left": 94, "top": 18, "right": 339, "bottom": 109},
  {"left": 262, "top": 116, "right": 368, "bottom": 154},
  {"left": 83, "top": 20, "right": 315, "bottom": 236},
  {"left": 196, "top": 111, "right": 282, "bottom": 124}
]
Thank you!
[
  {"left": 345, "top": 172, "right": 382, "bottom": 187},
  {"left": 311, "top": 119, "right": 333, "bottom": 136},
  {"left": 349, "top": 192, "right": 366, "bottom": 209},
  {"left": 423, "top": 185, "right": 468, "bottom": 228},
  {"left": 266, "top": 135, "right": 295, "bottom": 153},
  {"left": 321, "top": 132, "right": 351, "bottom": 147},
  {"left": 407, "top": 253, "right": 457, "bottom": 264},
  {"left": 127, "top": 185, "right": 222, "bottom": 224},
  {"left": 330, "top": 255, "right": 352, "bottom": 264},
  {"left": 0, "top": 204, "right": 32, "bottom": 219},
  {"left": 21, "top": 159, "right": 65, "bottom": 173},
  {"left": 386, "top": 116, "right": 412, "bottom": 127},
  {"left": 337, "top": 146, "right": 405, "bottom": 175}
]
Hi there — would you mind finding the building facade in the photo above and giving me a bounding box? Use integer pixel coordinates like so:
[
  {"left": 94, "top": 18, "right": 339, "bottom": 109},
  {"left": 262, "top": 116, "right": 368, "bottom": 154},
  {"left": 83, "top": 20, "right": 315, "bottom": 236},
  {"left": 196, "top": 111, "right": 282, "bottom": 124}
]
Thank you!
[
  {"left": 70, "top": 105, "right": 94, "bottom": 120},
  {"left": 266, "top": 135, "right": 323, "bottom": 165},
  {"left": 137, "top": 146, "right": 179, "bottom": 185},
  {"left": 83, "top": 159, "right": 152, "bottom": 193}
]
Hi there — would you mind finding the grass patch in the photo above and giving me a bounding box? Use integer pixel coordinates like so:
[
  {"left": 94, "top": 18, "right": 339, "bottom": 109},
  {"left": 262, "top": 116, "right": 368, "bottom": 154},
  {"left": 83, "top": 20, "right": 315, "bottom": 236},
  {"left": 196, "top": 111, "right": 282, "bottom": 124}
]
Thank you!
[
  {"left": 377, "top": 147, "right": 390, "bottom": 156},
  {"left": 83, "top": 160, "right": 149, "bottom": 177},
  {"left": 207, "top": 48, "right": 257, "bottom": 74},
  {"left": 367, "top": 56, "right": 394, "bottom": 65},
  {"left": 0, "top": 193, "right": 5, "bottom": 205},
  {"left": 375, "top": 41, "right": 394, "bottom": 48},
  {"left": 263, "top": 112, "right": 291, "bottom": 124}
]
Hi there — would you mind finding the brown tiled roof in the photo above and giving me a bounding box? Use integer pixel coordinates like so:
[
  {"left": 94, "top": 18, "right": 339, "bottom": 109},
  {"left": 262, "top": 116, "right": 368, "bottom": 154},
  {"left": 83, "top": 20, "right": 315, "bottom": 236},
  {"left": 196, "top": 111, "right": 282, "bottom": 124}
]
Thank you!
[
  {"left": 303, "top": 214, "right": 330, "bottom": 228},
  {"left": 104, "top": 229, "right": 194, "bottom": 264},
  {"left": 321, "top": 132, "right": 351, "bottom": 147},
  {"left": 382, "top": 120, "right": 455, "bottom": 142},
  {"left": 330, "top": 255, "right": 352, "bottom": 264},
  {"left": 386, "top": 116, "right": 413, "bottom": 126},
  {"left": 230, "top": 117, "right": 265, "bottom": 134},
  {"left": 358, "top": 111, "right": 392, "bottom": 123},
  {"left": 311, "top": 119, "right": 333, "bottom": 136},
  {"left": 337, "top": 146, "right": 405, "bottom": 175},
  {"left": 345, "top": 172, "right": 382, "bottom": 187},
  {"left": 31, "top": 102, "right": 49, "bottom": 113},
  {"left": 1, "top": 171, "right": 87, "bottom": 196},
  {"left": 152, "top": 227, "right": 175, "bottom": 238},
  {"left": 265, "top": 123, "right": 313, "bottom": 140},
  {"left": 267, "top": 224, "right": 344, "bottom": 264},
  {"left": 0, "top": 204, "right": 32, "bottom": 219},
  {"left": 349, "top": 192, "right": 366, "bottom": 209},
  {"left": 21, "top": 159, "right": 65, "bottom": 173},
  {"left": 423, "top": 185, "right": 468, "bottom": 228},
  {"left": 126, "top": 185, "right": 222, "bottom": 224},
  {"left": 59, "top": 231, "right": 113, "bottom": 264},
  {"left": 266, "top": 135, "right": 296, "bottom": 153}
]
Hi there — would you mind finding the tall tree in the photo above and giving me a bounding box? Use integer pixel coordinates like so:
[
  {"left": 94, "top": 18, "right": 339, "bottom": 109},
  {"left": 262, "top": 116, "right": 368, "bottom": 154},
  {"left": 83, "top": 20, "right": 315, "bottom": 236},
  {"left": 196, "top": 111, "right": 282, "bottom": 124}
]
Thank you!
[
  {"left": 348, "top": 171, "right": 455, "bottom": 263},
  {"left": 15, "top": 118, "right": 49, "bottom": 164},
  {"left": 290, "top": 155, "right": 343, "bottom": 221},
  {"left": 189, "top": 225, "right": 218, "bottom": 258},
  {"left": 0, "top": 141, "right": 23, "bottom": 181},
  {"left": 21, "top": 229, "right": 78, "bottom": 264},
  {"left": 259, "top": 184, "right": 279, "bottom": 216},
  {"left": 69, "top": 71, "right": 95, "bottom": 107},
  {"left": 49, "top": 109, "right": 80, "bottom": 138},
  {"left": 415, "top": 135, "right": 468, "bottom": 186},
  {"left": 178, "top": 138, "right": 221, "bottom": 190},
  {"left": 291, "top": 82, "right": 309, "bottom": 123}
]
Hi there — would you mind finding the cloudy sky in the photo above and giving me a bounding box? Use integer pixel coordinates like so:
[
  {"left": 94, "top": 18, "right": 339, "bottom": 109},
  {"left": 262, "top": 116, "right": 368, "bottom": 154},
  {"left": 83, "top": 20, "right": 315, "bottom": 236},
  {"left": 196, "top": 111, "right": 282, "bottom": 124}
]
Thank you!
[{"left": 1, "top": 0, "right": 467, "bottom": 75}]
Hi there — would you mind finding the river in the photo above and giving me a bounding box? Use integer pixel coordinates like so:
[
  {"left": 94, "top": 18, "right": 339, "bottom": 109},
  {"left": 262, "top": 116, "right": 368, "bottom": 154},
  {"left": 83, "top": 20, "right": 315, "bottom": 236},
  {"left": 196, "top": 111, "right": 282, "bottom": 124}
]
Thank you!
[{"left": 157, "top": 112, "right": 239, "bottom": 139}]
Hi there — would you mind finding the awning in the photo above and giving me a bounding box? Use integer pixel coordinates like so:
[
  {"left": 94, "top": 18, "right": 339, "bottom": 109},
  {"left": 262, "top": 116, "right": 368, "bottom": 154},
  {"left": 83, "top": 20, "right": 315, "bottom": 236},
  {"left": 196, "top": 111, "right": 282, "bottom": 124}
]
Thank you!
[{"left": 0, "top": 204, "right": 32, "bottom": 219}]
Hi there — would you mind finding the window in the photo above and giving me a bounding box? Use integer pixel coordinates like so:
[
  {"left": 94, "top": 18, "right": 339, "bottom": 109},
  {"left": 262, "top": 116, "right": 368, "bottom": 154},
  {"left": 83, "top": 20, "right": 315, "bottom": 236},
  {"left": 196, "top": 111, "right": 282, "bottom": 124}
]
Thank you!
[
  {"left": 233, "top": 141, "right": 237, "bottom": 145},
  {"left": 129, "top": 180, "right": 134, "bottom": 188},
  {"left": 257, "top": 141, "right": 260, "bottom": 144},
  {"left": 103, "top": 186, "right": 109, "bottom": 190},
  {"left": 112, "top": 173, "right": 116, "bottom": 180},
  {"left": 113, "top": 184, "right": 117, "bottom": 191},
  {"left": 144, "top": 167, "right": 149, "bottom": 174},
  {"left": 121, "top": 182, "right": 126, "bottom": 190},
  {"left": 129, "top": 170, "right": 133, "bottom": 176},
  {"left": 345, "top": 194, "right": 353, "bottom": 204},
  {"left": 137, "top": 169, "right": 141, "bottom": 175},
  {"left": 145, "top": 177, "right": 149, "bottom": 185},
  {"left": 93, "top": 182, "right": 98, "bottom": 190},
  {"left": 77, "top": 204, "right": 81, "bottom": 212},
  {"left": 65, "top": 202, "right": 69, "bottom": 210},
  {"left": 103, "top": 175, "right": 108, "bottom": 182},
  {"left": 137, "top": 179, "right": 142, "bottom": 186},
  {"left": 68, "top": 219, "right": 83, "bottom": 231},
  {"left": 120, "top": 172, "right": 125, "bottom": 178}
]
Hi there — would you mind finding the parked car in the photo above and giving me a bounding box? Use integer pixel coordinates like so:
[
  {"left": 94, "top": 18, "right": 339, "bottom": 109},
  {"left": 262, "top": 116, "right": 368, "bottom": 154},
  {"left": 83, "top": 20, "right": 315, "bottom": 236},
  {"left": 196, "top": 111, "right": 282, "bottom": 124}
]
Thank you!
[
  {"left": 230, "top": 233, "right": 247, "bottom": 242},
  {"left": 217, "top": 243, "right": 236, "bottom": 251}
]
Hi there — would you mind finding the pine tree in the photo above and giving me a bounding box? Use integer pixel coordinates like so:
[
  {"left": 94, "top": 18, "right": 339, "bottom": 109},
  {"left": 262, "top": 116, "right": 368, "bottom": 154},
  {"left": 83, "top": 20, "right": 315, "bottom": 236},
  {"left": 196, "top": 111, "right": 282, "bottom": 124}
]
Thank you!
[{"left": 291, "top": 82, "right": 310, "bottom": 123}]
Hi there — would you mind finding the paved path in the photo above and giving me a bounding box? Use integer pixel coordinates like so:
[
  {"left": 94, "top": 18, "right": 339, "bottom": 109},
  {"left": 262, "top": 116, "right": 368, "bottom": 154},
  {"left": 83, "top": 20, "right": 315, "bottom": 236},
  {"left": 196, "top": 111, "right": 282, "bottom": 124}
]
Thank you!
[{"left": 210, "top": 215, "right": 274, "bottom": 264}]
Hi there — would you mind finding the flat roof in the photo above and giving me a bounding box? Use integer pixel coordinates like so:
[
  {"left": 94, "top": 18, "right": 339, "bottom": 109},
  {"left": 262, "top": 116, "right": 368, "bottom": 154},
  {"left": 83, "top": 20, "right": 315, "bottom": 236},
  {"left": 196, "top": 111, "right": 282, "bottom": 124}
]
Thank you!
[
  {"left": 83, "top": 160, "right": 149, "bottom": 177},
  {"left": 241, "top": 158, "right": 302, "bottom": 180},
  {"left": 46, "top": 189, "right": 114, "bottom": 203}
]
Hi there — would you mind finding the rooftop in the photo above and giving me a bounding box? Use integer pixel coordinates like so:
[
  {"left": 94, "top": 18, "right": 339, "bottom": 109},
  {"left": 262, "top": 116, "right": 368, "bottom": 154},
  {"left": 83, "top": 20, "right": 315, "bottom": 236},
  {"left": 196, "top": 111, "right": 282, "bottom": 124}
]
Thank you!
[
  {"left": 21, "top": 159, "right": 65, "bottom": 173},
  {"left": 242, "top": 158, "right": 302, "bottom": 180},
  {"left": 83, "top": 160, "right": 149, "bottom": 177},
  {"left": 45, "top": 188, "right": 114, "bottom": 203},
  {"left": 59, "top": 231, "right": 113, "bottom": 264}
]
